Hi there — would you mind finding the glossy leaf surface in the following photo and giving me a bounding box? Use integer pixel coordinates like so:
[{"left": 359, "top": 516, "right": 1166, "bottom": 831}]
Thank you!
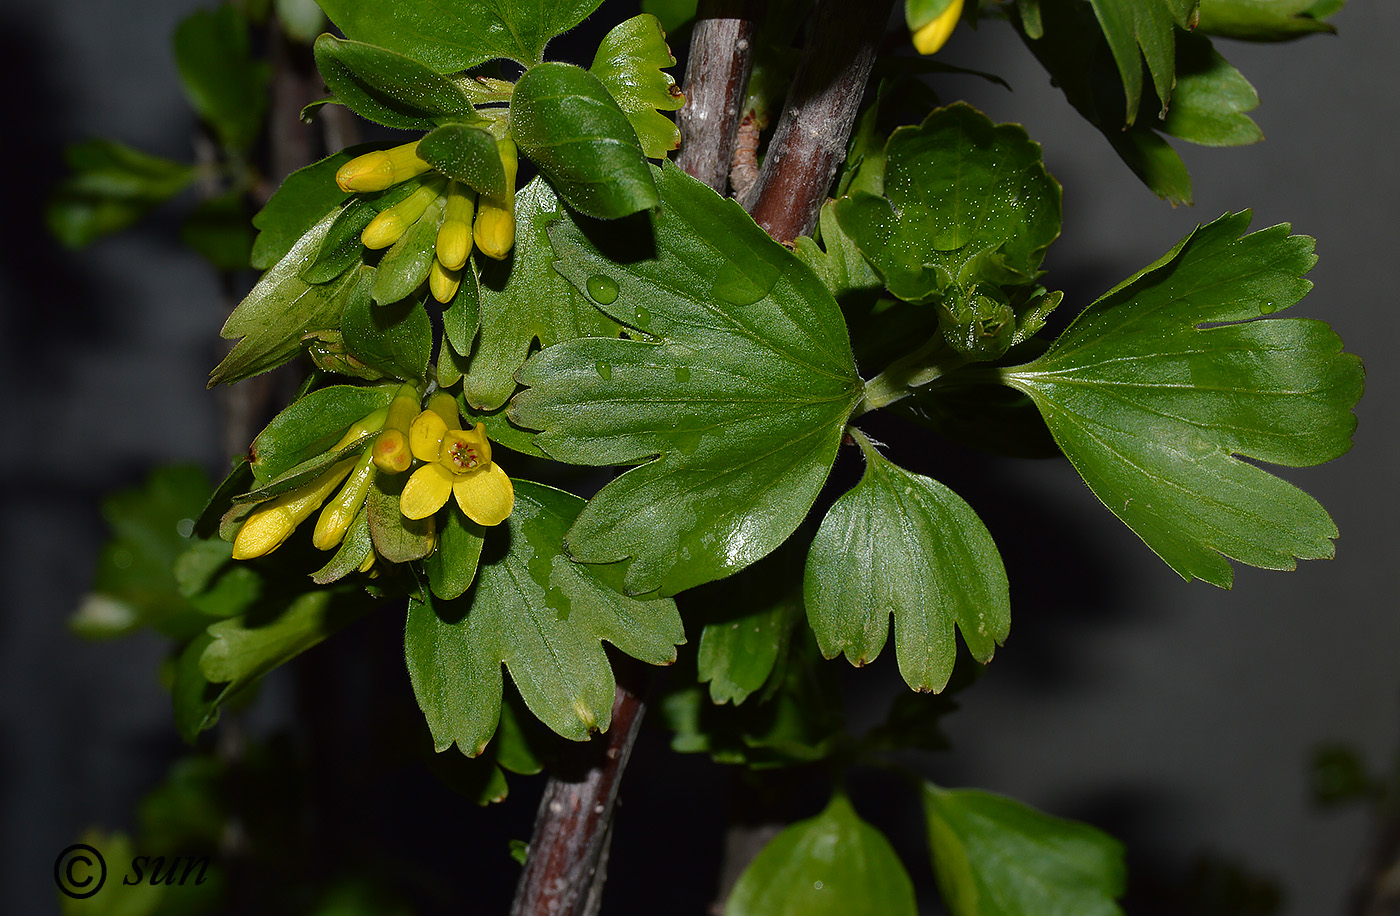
[
  {"left": 249, "top": 381, "right": 397, "bottom": 484},
  {"left": 405, "top": 482, "right": 682, "bottom": 752},
  {"left": 923, "top": 785, "right": 1126, "bottom": 916},
  {"left": 314, "top": 35, "right": 478, "bottom": 131},
  {"left": 418, "top": 123, "right": 508, "bottom": 199},
  {"left": 1087, "top": 0, "right": 1193, "bottom": 123},
  {"left": 590, "top": 14, "right": 685, "bottom": 158},
  {"left": 250, "top": 149, "right": 356, "bottom": 269},
  {"left": 725, "top": 794, "right": 917, "bottom": 916},
  {"left": 316, "top": 0, "right": 605, "bottom": 71},
  {"left": 464, "top": 177, "right": 623, "bottom": 410},
  {"left": 212, "top": 214, "right": 360, "bottom": 386},
  {"left": 804, "top": 433, "right": 1009, "bottom": 692},
  {"left": 342, "top": 272, "right": 433, "bottom": 381},
  {"left": 510, "top": 62, "right": 659, "bottom": 219},
  {"left": 510, "top": 164, "right": 863, "bottom": 596},
  {"left": 1001, "top": 211, "right": 1362, "bottom": 586},
  {"left": 835, "top": 104, "right": 1060, "bottom": 305}
]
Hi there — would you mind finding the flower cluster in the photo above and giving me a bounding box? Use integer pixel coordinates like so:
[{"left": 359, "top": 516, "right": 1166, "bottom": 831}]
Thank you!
[
  {"left": 232, "top": 385, "right": 513, "bottom": 562},
  {"left": 335, "top": 139, "right": 519, "bottom": 304}
]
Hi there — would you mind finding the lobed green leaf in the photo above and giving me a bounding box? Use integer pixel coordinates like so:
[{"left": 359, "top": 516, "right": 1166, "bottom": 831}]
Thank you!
[
  {"left": 405, "top": 481, "right": 683, "bottom": 752},
  {"left": 590, "top": 14, "right": 686, "bottom": 159},
  {"left": 1001, "top": 211, "right": 1363, "bottom": 586},
  {"left": 510, "top": 163, "right": 863, "bottom": 596},
  {"left": 804, "top": 433, "right": 1009, "bottom": 693}
]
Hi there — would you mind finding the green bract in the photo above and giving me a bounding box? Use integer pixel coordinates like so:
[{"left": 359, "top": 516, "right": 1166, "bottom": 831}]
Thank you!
[
  {"left": 510, "top": 163, "right": 863, "bottom": 596},
  {"left": 1000, "top": 211, "right": 1363, "bottom": 586}
]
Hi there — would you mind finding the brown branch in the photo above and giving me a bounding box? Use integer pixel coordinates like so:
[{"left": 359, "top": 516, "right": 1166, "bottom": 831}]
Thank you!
[
  {"left": 510, "top": 660, "right": 651, "bottom": 916},
  {"left": 676, "top": 0, "right": 765, "bottom": 193},
  {"left": 743, "top": 0, "right": 894, "bottom": 242}
]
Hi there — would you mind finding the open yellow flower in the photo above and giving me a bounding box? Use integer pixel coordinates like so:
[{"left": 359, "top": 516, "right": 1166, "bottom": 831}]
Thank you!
[{"left": 400, "top": 412, "right": 513, "bottom": 526}]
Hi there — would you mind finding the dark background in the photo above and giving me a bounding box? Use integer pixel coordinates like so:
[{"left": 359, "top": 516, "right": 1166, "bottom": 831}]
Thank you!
[{"left": 1, "top": 1, "right": 1397, "bottom": 914}]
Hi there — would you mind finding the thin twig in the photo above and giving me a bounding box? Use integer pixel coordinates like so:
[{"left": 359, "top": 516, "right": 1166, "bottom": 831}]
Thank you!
[
  {"left": 509, "top": 661, "right": 651, "bottom": 916},
  {"left": 676, "top": 0, "right": 765, "bottom": 193},
  {"left": 743, "top": 0, "right": 894, "bottom": 241}
]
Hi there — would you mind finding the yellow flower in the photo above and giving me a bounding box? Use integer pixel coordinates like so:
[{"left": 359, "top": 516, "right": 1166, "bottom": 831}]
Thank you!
[
  {"left": 912, "top": 0, "right": 962, "bottom": 55},
  {"left": 400, "top": 410, "right": 514, "bottom": 526}
]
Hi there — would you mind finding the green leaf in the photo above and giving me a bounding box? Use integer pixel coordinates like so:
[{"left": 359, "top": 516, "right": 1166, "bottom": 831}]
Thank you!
[
  {"left": 1000, "top": 211, "right": 1362, "bottom": 587},
  {"left": 405, "top": 481, "right": 683, "bottom": 752},
  {"left": 343, "top": 272, "right": 434, "bottom": 380},
  {"left": 417, "top": 123, "right": 508, "bottom": 199},
  {"left": 367, "top": 471, "right": 436, "bottom": 563},
  {"left": 1018, "top": 0, "right": 1197, "bottom": 203},
  {"left": 725, "top": 794, "right": 917, "bottom": 916},
  {"left": 301, "top": 181, "right": 419, "bottom": 284},
  {"left": 316, "top": 0, "right": 605, "bottom": 72},
  {"left": 804, "top": 432, "right": 1009, "bottom": 693},
  {"left": 423, "top": 508, "right": 485, "bottom": 600},
  {"left": 590, "top": 14, "right": 685, "bottom": 159},
  {"left": 697, "top": 584, "right": 802, "bottom": 706},
  {"left": 510, "top": 62, "right": 659, "bottom": 219},
  {"left": 425, "top": 691, "right": 549, "bottom": 804},
  {"left": 1156, "top": 31, "right": 1262, "bottom": 147},
  {"left": 46, "top": 139, "right": 194, "bottom": 247},
  {"left": 1087, "top": 0, "right": 1193, "bottom": 124},
  {"left": 371, "top": 200, "right": 444, "bottom": 305},
  {"left": 1197, "top": 0, "right": 1342, "bottom": 40},
  {"left": 173, "top": 632, "right": 223, "bottom": 740},
  {"left": 212, "top": 213, "right": 360, "bottom": 386},
  {"left": 250, "top": 381, "right": 397, "bottom": 484},
  {"left": 834, "top": 103, "right": 1060, "bottom": 313},
  {"left": 313, "top": 35, "right": 479, "bottom": 131},
  {"left": 72, "top": 467, "right": 214, "bottom": 640},
  {"left": 200, "top": 590, "right": 375, "bottom": 701},
  {"left": 312, "top": 505, "right": 373, "bottom": 584},
  {"left": 510, "top": 163, "right": 863, "bottom": 596},
  {"left": 463, "top": 177, "right": 623, "bottom": 411},
  {"left": 665, "top": 623, "right": 845, "bottom": 767},
  {"left": 251, "top": 149, "right": 359, "bottom": 269},
  {"left": 173, "top": 4, "right": 270, "bottom": 151},
  {"left": 922, "top": 784, "right": 1126, "bottom": 916}
]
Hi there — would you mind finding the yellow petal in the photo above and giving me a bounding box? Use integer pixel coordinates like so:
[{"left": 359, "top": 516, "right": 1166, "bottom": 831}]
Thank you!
[
  {"left": 453, "top": 463, "right": 514, "bottom": 526},
  {"left": 912, "top": 0, "right": 962, "bottom": 55},
  {"left": 401, "top": 463, "right": 455, "bottom": 520},
  {"left": 409, "top": 410, "right": 448, "bottom": 462}
]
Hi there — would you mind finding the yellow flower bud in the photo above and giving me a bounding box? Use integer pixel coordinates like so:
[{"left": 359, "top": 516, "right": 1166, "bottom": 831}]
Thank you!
[
  {"left": 372, "top": 429, "right": 412, "bottom": 474},
  {"left": 232, "top": 457, "right": 357, "bottom": 559},
  {"left": 335, "top": 141, "right": 434, "bottom": 192},
  {"left": 312, "top": 448, "right": 377, "bottom": 550},
  {"left": 436, "top": 182, "right": 476, "bottom": 271},
  {"left": 362, "top": 177, "right": 447, "bottom": 250},
  {"left": 429, "top": 258, "right": 462, "bottom": 304},
  {"left": 426, "top": 391, "right": 461, "bottom": 429},
  {"left": 474, "top": 139, "right": 519, "bottom": 260},
  {"left": 912, "top": 0, "right": 962, "bottom": 55}
]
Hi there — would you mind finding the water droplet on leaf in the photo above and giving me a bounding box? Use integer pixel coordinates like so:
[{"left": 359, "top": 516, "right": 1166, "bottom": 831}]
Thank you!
[
  {"left": 634, "top": 305, "right": 651, "bottom": 327},
  {"left": 674, "top": 366, "right": 691, "bottom": 383},
  {"left": 586, "top": 274, "right": 619, "bottom": 304},
  {"left": 595, "top": 361, "right": 613, "bottom": 381}
]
